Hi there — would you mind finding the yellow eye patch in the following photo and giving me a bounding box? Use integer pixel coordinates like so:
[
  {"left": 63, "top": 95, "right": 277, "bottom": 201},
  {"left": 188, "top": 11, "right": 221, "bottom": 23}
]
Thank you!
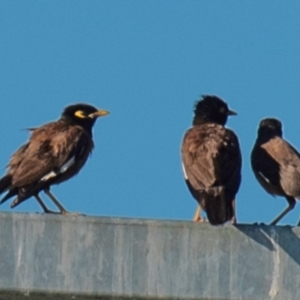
[{"left": 74, "top": 110, "right": 86, "bottom": 118}]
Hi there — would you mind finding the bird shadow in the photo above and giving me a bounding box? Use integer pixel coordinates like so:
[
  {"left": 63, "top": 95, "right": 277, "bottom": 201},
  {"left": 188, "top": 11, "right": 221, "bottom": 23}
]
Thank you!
[{"left": 235, "top": 223, "right": 300, "bottom": 266}]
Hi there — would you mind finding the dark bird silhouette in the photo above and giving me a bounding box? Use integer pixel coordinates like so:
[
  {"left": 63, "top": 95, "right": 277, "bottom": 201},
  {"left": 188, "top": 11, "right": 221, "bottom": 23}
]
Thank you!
[
  {"left": 251, "top": 118, "right": 300, "bottom": 225},
  {"left": 0, "top": 103, "right": 109, "bottom": 214},
  {"left": 181, "top": 95, "right": 242, "bottom": 225}
]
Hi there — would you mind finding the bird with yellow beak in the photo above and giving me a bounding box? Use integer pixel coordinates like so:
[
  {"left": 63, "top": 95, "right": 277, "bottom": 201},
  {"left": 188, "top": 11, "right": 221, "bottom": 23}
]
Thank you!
[{"left": 0, "top": 103, "right": 109, "bottom": 214}]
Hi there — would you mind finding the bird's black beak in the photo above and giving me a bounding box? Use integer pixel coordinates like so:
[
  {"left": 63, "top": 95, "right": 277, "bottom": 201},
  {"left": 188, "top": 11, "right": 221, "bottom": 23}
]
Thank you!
[
  {"left": 88, "top": 110, "right": 110, "bottom": 119},
  {"left": 227, "top": 109, "right": 237, "bottom": 116}
]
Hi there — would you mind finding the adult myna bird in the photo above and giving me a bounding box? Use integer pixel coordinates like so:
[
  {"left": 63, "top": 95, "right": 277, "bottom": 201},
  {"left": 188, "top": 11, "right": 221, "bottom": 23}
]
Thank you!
[
  {"left": 251, "top": 118, "right": 300, "bottom": 225},
  {"left": 181, "top": 95, "right": 242, "bottom": 225},
  {"left": 0, "top": 103, "right": 109, "bottom": 214}
]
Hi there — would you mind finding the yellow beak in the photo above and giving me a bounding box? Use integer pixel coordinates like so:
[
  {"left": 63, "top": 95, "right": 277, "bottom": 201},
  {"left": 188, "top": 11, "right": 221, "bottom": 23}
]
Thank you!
[{"left": 89, "top": 109, "right": 110, "bottom": 118}]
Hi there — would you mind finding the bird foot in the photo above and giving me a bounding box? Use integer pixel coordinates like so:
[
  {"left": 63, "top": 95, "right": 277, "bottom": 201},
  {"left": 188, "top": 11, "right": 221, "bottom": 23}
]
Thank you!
[
  {"left": 252, "top": 222, "right": 266, "bottom": 226},
  {"left": 193, "top": 217, "right": 207, "bottom": 223},
  {"left": 43, "top": 209, "right": 60, "bottom": 214},
  {"left": 230, "top": 217, "right": 237, "bottom": 225},
  {"left": 61, "top": 211, "right": 85, "bottom": 216}
]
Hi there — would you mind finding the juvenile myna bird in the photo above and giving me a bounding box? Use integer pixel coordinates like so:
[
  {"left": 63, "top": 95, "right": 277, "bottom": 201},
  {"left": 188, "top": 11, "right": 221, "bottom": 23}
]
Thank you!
[
  {"left": 181, "top": 95, "right": 242, "bottom": 225},
  {"left": 0, "top": 103, "right": 109, "bottom": 214},
  {"left": 251, "top": 118, "right": 300, "bottom": 225}
]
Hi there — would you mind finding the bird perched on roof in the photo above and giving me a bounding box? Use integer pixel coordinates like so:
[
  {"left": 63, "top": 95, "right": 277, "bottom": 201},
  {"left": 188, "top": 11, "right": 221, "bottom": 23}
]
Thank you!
[
  {"left": 251, "top": 118, "right": 300, "bottom": 225},
  {"left": 0, "top": 103, "right": 109, "bottom": 214},
  {"left": 181, "top": 95, "right": 242, "bottom": 225}
]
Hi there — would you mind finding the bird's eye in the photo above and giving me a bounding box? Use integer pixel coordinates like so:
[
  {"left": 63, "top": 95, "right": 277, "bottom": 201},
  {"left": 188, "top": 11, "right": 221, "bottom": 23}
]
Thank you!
[
  {"left": 74, "top": 110, "right": 86, "bottom": 118},
  {"left": 219, "top": 107, "right": 226, "bottom": 114}
]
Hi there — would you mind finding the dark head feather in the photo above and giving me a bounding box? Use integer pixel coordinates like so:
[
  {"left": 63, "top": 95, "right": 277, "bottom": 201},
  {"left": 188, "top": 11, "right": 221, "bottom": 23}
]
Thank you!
[
  {"left": 193, "top": 95, "right": 237, "bottom": 126},
  {"left": 62, "top": 103, "right": 98, "bottom": 118},
  {"left": 61, "top": 103, "right": 107, "bottom": 132},
  {"left": 257, "top": 118, "right": 283, "bottom": 139}
]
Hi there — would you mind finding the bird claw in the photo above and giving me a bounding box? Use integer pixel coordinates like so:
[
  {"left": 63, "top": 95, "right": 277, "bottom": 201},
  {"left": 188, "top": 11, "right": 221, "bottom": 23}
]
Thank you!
[
  {"left": 61, "top": 211, "right": 85, "bottom": 216},
  {"left": 193, "top": 217, "right": 207, "bottom": 223},
  {"left": 43, "top": 209, "right": 60, "bottom": 214},
  {"left": 230, "top": 217, "right": 237, "bottom": 225}
]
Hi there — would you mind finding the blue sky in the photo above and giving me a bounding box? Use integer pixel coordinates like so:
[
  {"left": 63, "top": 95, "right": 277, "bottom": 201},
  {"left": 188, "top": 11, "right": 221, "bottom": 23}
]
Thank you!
[{"left": 0, "top": 1, "right": 300, "bottom": 225}]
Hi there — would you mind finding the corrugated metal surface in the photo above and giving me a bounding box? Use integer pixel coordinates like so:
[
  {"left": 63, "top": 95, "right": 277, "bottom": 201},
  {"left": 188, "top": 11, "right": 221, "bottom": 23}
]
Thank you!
[{"left": 0, "top": 212, "right": 299, "bottom": 300}]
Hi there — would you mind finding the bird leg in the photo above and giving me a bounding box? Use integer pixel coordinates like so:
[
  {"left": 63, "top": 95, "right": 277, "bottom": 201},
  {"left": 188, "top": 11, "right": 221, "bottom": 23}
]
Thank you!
[
  {"left": 193, "top": 205, "right": 206, "bottom": 222},
  {"left": 34, "top": 194, "right": 59, "bottom": 214},
  {"left": 193, "top": 205, "right": 201, "bottom": 222},
  {"left": 230, "top": 199, "right": 236, "bottom": 225},
  {"left": 43, "top": 188, "right": 70, "bottom": 215},
  {"left": 269, "top": 196, "right": 296, "bottom": 226}
]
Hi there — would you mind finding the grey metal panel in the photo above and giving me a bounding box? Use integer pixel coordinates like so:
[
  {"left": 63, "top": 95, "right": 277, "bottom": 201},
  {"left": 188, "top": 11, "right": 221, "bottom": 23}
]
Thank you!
[{"left": 0, "top": 212, "right": 299, "bottom": 300}]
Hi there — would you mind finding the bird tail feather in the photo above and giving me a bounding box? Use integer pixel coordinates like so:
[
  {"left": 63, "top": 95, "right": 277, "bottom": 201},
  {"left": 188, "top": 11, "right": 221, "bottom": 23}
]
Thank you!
[
  {"left": 1, "top": 188, "right": 18, "bottom": 205},
  {"left": 204, "top": 186, "right": 233, "bottom": 225},
  {"left": 0, "top": 175, "right": 12, "bottom": 195}
]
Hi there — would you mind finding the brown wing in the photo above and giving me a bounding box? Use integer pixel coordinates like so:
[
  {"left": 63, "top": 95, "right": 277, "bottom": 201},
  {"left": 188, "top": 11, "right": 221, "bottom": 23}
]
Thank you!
[
  {"left": 251, "top": 136, "right": 300, "bottom": 197},
  {"left": 181, "top": 123, "right": 241, "bottom": 197},
  {"left": 10, "top": 121, "right": 93, "bottom": 187},
  {"left": 7, "top": 122, "right": 57, "bottom": 186},
  {"left": 7, "top": 143, "right": 29, "bottom": 174}
]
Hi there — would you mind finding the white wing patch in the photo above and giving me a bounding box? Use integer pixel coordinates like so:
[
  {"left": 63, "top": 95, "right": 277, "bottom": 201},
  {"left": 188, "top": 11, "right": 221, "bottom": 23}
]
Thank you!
[
  {"left": 60, "top": 156, "right": 75, "bottom": 173},
  {"left": 258, "top": 171, "right": 270, "bottom": 183},
  {"left": 41, "top": 171, "right": 57, "bottom": 181},
  {"left": 41, "top": 156, "right": 76, "bottom": 182},
  {"left": 182, "top": 162, "right": 188, "bottom": 180}
]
